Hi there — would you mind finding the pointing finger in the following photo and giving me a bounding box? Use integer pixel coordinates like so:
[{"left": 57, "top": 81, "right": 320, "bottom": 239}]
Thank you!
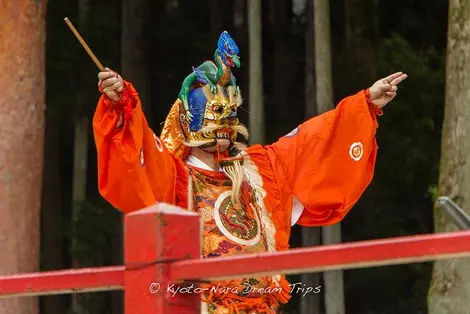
[
  {"left": 390, "top": 73, "right": 408, "bottom": 86},
  {"left": 383, "top": 72, "right": 403, "bottom": 83}
]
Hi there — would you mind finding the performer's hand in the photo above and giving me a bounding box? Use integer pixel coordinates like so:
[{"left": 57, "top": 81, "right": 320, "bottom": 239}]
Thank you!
[
  {"left": 368, "top": 72, "right": 407, "bottom": 108},
  {"left": 98, "top": 67, "right": 123, "bottom": 102}
]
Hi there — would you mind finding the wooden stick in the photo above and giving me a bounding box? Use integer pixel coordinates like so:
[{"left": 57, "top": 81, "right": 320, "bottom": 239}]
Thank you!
[{"left": 64, "top": 17, "right": 105, "bottom": 71}]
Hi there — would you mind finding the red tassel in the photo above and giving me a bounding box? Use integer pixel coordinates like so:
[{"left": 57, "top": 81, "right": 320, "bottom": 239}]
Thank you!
[{"left": 118, "top": 87, "right": 132, "bottom": 121}]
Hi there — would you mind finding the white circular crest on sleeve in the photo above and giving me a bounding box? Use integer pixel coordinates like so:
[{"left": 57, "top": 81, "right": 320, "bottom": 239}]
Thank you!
[{"left": 349, "top": 142, "right": 363, "bottom": 161}]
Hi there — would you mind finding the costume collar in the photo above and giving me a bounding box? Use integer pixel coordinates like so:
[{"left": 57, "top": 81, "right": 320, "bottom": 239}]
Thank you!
[{"left": 185, "top": 154, "right": 223, "bottom": 172}]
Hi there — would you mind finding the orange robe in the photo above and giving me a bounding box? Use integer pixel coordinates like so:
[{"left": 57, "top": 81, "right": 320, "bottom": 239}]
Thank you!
[{"left": 93, "top": 81, "right": 379, "bottom": 313}]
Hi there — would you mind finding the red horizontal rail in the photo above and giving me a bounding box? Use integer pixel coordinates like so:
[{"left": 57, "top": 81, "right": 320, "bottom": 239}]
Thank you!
[
  {"left": 169, "top": 230, "right": 470, "bottom": 281},
  {"left": 0, "top": 266, "right": 124, "bottom": 298},
  {"left": 2, "top": 231, "right": 470, "bottom": 298}
]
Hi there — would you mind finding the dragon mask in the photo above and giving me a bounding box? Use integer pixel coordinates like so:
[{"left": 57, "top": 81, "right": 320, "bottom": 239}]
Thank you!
[
  {"left": 180, "top": 85, "right": 247, "bottom": 149},
  {"left": 162, "top": 31, "right": 248, "bottom": 159},
  {"left": 160, "top": 31, "right": 248, "bottom": 203},
  {"left": 160, "top": 84, "right": 248, "bottom": 158}
]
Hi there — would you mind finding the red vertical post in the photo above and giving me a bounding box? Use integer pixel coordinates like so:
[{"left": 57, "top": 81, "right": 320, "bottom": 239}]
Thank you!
[{"left": 124, "top": 203, "right": 201, "bottom": 314}]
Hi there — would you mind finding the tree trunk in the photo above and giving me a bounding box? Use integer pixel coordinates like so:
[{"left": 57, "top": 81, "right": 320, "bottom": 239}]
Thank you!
[
  {"left": 304, "top": 0, "right": 316, "bottom": 119},
  {"left": 232, "top": 0, "right": 249, "bottom": 126},
  {"left": 300, "top": 229, "right": 322, "bottom": 314},
  {"left": 314, "top": 0, "right": 334, "bottom": 113},
  {"left": 211, "top": 0, "right": 234, "bottom": 45},
  {"left": 248, "top": 0, "right": 265, "bottom": 145},
  {"left": 233, "top": 0, "right": 245, "bottom": 31},
  {"left": 321, "top": 228, "right": 345, "bottom": 314},
  {"left": 40, "top": 120, "right": 67, "bottom": 314},
  {"left": 301, "top": 0, "right": 323, "bottom": 313},
  {"left": 165, "top": 0, "right": 178, "bottom": 13},
  {"left": 428, "top": 1, "right": 470, "bottom": 313},
  {"left": 210, "top": 0, "right": 223, "bottom": 43},
  {"left": 314, "top": 0, "right": 345, "bottom": 313},
  {"left": 114, "top": 0, "right": 153, "bottom": 311},
  {"left": 121, "top": 0, "right": 153, "bottom": 125},
  {"left": 343, "top": 0, "right": 378, "bottom": 94},
  {"left": 71, "top": 117, "right": 89, "bottom": 314},
  {"left": 111, "top": 215, "right": 124, "bottom": 314},
  {"left": 0, "top": 1, "right": 46, "bottom": 314},
  {"left": 269, "top": 0, "right": 297, "bottom": 139},
  {"left": 71, "top": 0, "right": 91, "bottom": 313}
]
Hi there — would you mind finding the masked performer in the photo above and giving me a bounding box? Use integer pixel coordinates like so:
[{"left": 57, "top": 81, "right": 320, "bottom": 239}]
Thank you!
[{"left": 93, "top": 31, "right": 407, "bottom": 314}]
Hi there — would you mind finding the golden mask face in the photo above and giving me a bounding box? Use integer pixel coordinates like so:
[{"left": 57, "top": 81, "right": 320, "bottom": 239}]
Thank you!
[{"left": 179, "top": 85, "right": 248, "bottom": 148}]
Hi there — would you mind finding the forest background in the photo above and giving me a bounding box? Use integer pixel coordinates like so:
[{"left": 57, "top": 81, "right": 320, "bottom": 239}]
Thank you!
[{"left": 1, "top": 0, "right": 462, "bottom": 313}]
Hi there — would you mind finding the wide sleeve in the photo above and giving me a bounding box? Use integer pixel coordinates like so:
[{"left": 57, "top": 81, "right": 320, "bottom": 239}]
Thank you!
[
  {"left": 265, "top": 89, "right": 379, "bottom": 226},
  {"left": 93, "top": 80, "right": 177, "bottom": 213}
]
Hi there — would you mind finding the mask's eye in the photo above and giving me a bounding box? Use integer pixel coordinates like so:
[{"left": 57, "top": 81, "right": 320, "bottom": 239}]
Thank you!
[{"left": 212, "top": 105, "right": 223, "bottom": 114}]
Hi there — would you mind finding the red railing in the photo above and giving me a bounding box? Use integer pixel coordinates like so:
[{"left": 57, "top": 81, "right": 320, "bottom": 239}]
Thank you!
[{"left": 1, "top": 202, "right": 470, "bottom": 313}]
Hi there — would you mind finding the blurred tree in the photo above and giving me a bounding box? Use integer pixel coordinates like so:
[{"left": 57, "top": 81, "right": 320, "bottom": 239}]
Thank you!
[
  {"left": 233, "top": 0, "right": 245, "bottom": 37},
  {"left": 344, "top": 0, "right": 378, "bottom": 93},
  {"left": 107, "top": 0, "right": 156, "bottom": 312},
  {"left": 72, "top": 0, "right": 91, "bottom": 313},
  {"left": 41, "top": 116, "right": 67, "bottom": 313},
  {"left": 268, "top": 0, "right": 298, "bottom": 141},
  {"left": 301, "top": 0, "right": 323, "bottom": 314},
  {"left": 121, "top": 0, "right": 153, "bottom": 123},
  {"left": 232, "top": 0, "right": 249, "bottom": 125},
  {"left": 37, "top": 0, "right": 449, "bottom": 313},
  {"left": 428, "top": 0, "right": 470, "bottom": 312},
  {"left": 248, "top": 0, "right": 264, "bottom": 144},
  {"left": 304, "top": 0, "right": 316, "bottom": 119},
  {"left": 334, "top": 2, "right": 377, "bottom": 312},
  {"left": 0, "top": 1, "right": 46, "bottom": 314},
  {"left": 344, "top": 33, "right": 444, "bottom": 314},
  {"left": 41, "top": 0, "right": 80, "bottom": 312},
  {"left": 210, "top": 0, "right": 222, "bottom": 43},
  {"left": 333, "top": 1, "right": 444, "bottom": 312},
  {"left": 165, "top": 0, "right": 179, "bottom": 13},
  {"left": 314, "top": 0, "right": 346, "bottom": 313}
]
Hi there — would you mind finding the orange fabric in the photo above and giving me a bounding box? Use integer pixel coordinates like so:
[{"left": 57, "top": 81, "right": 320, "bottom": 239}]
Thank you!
[
  {"left": 264, "top": 89, "right": 378, "bottom": 227},
  {"left": 93, "top": 84, "right": 379, "bottom": 312},
  {"left": 92, "top": 81, "right": 185, "bottom": 213}
]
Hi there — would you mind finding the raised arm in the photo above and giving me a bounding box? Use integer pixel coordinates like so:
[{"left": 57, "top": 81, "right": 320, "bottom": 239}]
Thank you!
[
  {"left": 266, "top": 72, "right": 407, "bottom": 226},
  {"left": 93, "top": 68, "right": 179, "bottom": 213}
]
